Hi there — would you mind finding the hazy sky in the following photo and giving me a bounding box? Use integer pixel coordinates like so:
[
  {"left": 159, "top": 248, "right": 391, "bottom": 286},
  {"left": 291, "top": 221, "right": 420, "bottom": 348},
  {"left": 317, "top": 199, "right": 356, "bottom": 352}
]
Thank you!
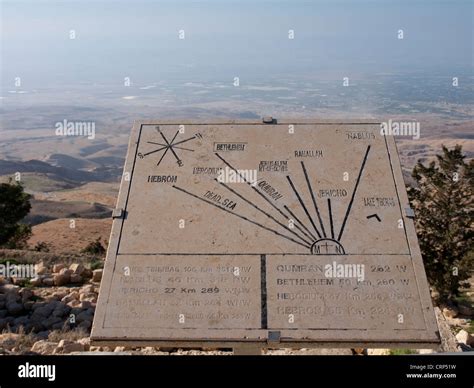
[{"left": 1, "top": 0, "right": 473, "bottom": 88}]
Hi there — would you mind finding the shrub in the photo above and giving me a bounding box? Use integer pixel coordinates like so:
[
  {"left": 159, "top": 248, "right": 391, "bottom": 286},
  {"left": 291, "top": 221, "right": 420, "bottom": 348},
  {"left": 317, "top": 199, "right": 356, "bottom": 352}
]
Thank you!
[{"left": 408, "top": 145, "right": 473, "bottom": 302}]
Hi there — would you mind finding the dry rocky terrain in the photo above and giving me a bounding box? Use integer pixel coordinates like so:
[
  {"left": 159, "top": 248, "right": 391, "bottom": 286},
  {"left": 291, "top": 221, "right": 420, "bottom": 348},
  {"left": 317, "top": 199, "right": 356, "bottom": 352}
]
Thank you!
[{"left": 27, "top": 218, "right": 112, "bottom": 254}]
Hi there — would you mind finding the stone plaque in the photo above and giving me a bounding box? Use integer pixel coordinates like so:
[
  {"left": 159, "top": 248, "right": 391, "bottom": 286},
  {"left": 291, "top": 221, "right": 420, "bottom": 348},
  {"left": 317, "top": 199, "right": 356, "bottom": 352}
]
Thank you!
[{"left": 91, "top": 120, "right": 440, "bottom": 348}]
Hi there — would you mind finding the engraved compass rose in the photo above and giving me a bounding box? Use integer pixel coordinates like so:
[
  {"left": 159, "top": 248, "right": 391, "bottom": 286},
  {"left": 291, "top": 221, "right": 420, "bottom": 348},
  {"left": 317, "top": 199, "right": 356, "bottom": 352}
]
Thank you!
[{"left": 138, "top": 126, "right": 201, "bottom": 167}]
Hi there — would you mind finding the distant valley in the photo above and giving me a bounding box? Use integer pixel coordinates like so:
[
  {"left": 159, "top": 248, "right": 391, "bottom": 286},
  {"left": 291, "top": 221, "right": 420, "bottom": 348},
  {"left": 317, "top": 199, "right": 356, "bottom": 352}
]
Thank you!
[{"left": 0, "top": 74, "right": 472, "bottom": 254}]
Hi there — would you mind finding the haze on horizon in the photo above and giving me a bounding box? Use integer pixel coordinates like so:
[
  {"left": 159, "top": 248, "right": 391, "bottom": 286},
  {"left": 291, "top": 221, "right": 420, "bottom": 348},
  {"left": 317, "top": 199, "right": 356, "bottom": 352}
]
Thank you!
[{"left": 1, "top": 0, "right": 472, "bottom": 90}]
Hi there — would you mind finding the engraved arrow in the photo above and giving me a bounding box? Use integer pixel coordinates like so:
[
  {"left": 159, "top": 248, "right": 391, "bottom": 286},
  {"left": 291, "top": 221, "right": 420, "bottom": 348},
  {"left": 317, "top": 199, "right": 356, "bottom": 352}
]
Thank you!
[{"left": 366, "top": 213, "right": 382, "bottom": 222}]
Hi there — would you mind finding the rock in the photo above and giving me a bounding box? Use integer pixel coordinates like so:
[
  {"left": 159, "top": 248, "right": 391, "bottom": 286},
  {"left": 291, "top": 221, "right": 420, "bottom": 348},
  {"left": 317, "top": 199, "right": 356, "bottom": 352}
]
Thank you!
[
  {"left": 42, "top": 277, "right": 54, "bottom": 287},
  {"left": 76, "top": 337, "right": 90, "bottom": 350},
  {"left": 51, "top": 322, "right": 65, "bottom": 331},
  {"left": 455, "top": 330, "right": 474, "bottom": 347},
  {"left": 81, "top": 284, "right": 95, "bottom": 294},
  {"left": 53, "top": 264, "right": 65, "bottom": 273},
  {"left": 30, "top": 277, "right": 43, "bottom": 287},
  {"left": 78, "top": 320, "right": 92, "bottom": 330},
  {"left": 69, "top": 264, "right": 85, "bottom": 276},
  {"left": 44, "top": 295, "right": 60, "bottom": 303},
  {"left": 79, "top": 301, "right": 93, "bottom": 309},
  {"left": 54, "top": 340, "right": 84, "bottom": 354},
  {"left": 70, "top": 274, "right": 83, "bottom": 283},
  {"left": 59, "top": 268, "right": 73, "bottom": 277},
  {"left": 0, "top": 284, "right": 20, "bottom": 294},
  {"left": 458, "top": 305, "right": 474, "bottom": 317},
  {"left": 0, "top": 317, "right": 14, "bottom": 331},
  {"left": 53, "top": 273, "right": 69, "bottom": 286},
  {"left": 20, "top": 289, "right": 34, "bottom": 303},
  {"left": 76, "top": 309, "right": 93, "bottom": 323},
  {"left": 0, "top": 333, "right": 20, "bottom": 350},
  {"left": 5, "top": 292, "right": 20, "bottom": 305},
  {"left": 6, "top": 302, "right": 23, "bottom": 315},
  {"left": 23, "top": 301, "right": 35, "bottom": 311},
  {"left": 67, "top": 300, "right": 81, "bottom": 308},
  {"left": 418, "top": 349, "right": 436, "bottom": 354},
  {"left": 35, "top": 262, "right": 48, "bottom": 275},
  {"left": 79, "top": 292, "right": 97, "bottom": 303},
  {"left": 32, "top": 301, "right": 58, "bottom": 317},
  {"left": 12, "top": 277, "right": 27, "bottom": 285},
  {"left": 42, "top": 316, "right": 63, "bottom": 330},
  {"left": 442, "top": 306, "right": 459, "bottom": 319},
  {"left": 435, "top": 307, "right": 461, "bottom": 353},
  {"left": 36, "top": 331, "right": 50, "bottom": 340},
  {"left": 52, "top": 290, "right": 68, "bottom": 300},
  {"left": 52, "top": 303, "right": 70, "bottom": 317},
  {"left": 13, "top": 316, "right": 29, "bottom": 326},
  {"left": 82, "top": 268, "right": 93, "bottom": 279},
  {"left": 114, "top": 346, "right": 126, "bottom": 352},
  {"left": 61, "top": 291, "right": 80, "bottom": 304},
  {"left": 31, "top": 340, "right": 58, "bottom": 355},
  {"left": 92, "top": 269, "right": 103, "bottom": 282}
]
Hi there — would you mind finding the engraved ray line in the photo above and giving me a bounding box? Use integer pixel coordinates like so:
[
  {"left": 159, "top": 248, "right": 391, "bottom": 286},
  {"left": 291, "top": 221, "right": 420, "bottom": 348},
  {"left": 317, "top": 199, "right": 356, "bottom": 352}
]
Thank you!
[
  {"left": 168, "top": 145, "right": 182, "bottom": 164},
  {"left": 260, "top": 254, "right": 267, "bottom": 329},
  {"left": 156, "top": 147, "right": 170, "bottom": 166},
  {"left": 173, "top": 185, "right": 311, "bottom": 249},
  {"left": 145, "top": 130, "right": 181, "bottom": 163},
  {"left": 283, "top": 205, "right": 318, "bottom": 241},
  {"left": 170, "top": 146, "right": 195, "bottom": 152},
  {"left": 301, "top": 161, "right": 327, "bottom": 238},
  {"left": 143, "top": 145, "right": 168, "bottom": 157},
  {"left": 286, "top": 175, "right": 322, "bottom": 239},
  {"left": 171, "top": 135, "right": 198, "bottom": 147},
  {"left": 327, "top": 198, "right": 335, "bottom": 240},
  {"left": 147, "top": 141, "right": 194, "bottom": 152},
  {"left": 146, "top": 129, "right": 197, "bottom": 166},
  {"left": 217, "top": 180, "right": 314, "bottom": 246},
  {"left": 337, "top": 145, "right": 371, "bottom": 241},
  {"left": 214, "top": 153, "right": 314, "bottom": 242},
  {"left": 157, "top": 128, "right": 180, "bottom": 144},
  {"left": 160, "top": 130, "right": 182, "bottom": 163}
]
